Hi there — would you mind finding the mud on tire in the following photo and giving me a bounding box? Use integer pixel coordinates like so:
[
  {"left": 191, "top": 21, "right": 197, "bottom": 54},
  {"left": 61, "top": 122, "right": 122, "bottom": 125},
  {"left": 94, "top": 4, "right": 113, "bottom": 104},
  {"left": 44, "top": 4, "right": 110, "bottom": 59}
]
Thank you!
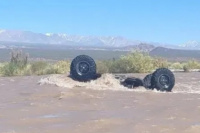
[
  {"left": 143, "top": 74, "right": 154, "bottom": 90},
  {"left": 70, "top": 55, "right": 96, "bottom": 82},
  {"left": 152, "top": 68, "right": 175, "bottom": 92}
]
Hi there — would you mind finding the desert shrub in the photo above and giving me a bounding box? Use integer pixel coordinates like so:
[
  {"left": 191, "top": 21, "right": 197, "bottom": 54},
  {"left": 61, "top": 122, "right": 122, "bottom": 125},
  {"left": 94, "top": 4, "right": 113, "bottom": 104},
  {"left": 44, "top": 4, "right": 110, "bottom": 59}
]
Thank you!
[
  {"left": 0, "top": 62, "right": 30, "bottom": 76},
  {"left": 96, "top": 61, "right": 110, "bottom": 74},
  {"left": 0, "top": 63, "right": 5, "bottom": 76},
  {"left": 1, "top": 63, "right": 16, "bottom": 76},
  {"left": 108, "top": 52, "right": 155, "bottom": 73},
  {"left": 10, "top": 50, "right": 28, "bottom": 68},
  {"left": 181, "top": 60, "right": 200, "bottom": 72},
  {"left": 153, "top": 58, "right": 169, "bottom": 68},
  {"left": 20, "top": 64, "right": 32, "bottom": 76},
  {"left": 30, "top": 60, "right": 70, "bottom": 75},
  {"left": 169, "top": 62, "right": 184, "bottom": 69},
  {"left": 30, "top": 61, "right": 49, "bottom": 75},
  {"left": 183, "top": 65, "right": 189, "bottom": 72},
  {"left": 185, "top": 60, "right": 200, "bottom": 69},
  {"left": 53, "top": 60, "right": 70, "bottom": 74},
  {"left": 108, "top": 59, "right": 132, "bottom": 73},
  {"left": 121, "top": 52, "right": 155, "bottom": 73},
  {"left": 3, "top": 50, "right": 200, "bottom": 76},
  {"left": 0, "top": 60, "right": 70, "bottom": 76},
  {"left": 96, "top": 52, "right": 171, "bottom": 74},
  {"left": 0, "top": 50, "right": 29, "bottom": 76}
]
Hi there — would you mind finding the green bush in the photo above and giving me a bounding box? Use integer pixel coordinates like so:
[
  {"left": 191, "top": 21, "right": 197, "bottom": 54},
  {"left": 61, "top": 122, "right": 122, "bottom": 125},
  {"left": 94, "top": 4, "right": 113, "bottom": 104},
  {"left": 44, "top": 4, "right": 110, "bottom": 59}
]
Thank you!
[
  {"left": 31, "top": 61, "right": 47, "bottom": 72},
  {"left": 96, "top": 61, "right": 110, "bottom": 74},
  {"left": 96, "top": 52, "right": 171, "bottom": 73},
  {"left": 185, "top": 60, "right": 200, "bottom": 69},
  {"left": 108, "top": 52, "right": 155, "bottom": 73},
  {"left": 1, "top": 51, "right": 200, "bottom": 76},
  {"left": 53, "top": 61, "right": 70, "bottom": 74},
  {"left": 96, "top": 52, "right": 200, "bottom": 74},
  {"left": 1, "top": 63, "right": 17, "bottom": 76},
  {"left": 183, "top": 65, "right": 189, "bottom": 72},
  {"left": 0, "top": 50, "right": 29, "bottom": 76},
  {"left": 169, "top": 62, "right": 184, "bottom": 69},
  {"left": 0, "top": 63, "right": 4, "bottom": 75},
  {"left": 30, "top": 61, "right": 70, "bottom": 75},
  {"left": 181, "top": 60, "right": 200, "bottom": 72},
  {"left": 108, "top": 59, "right": 131, "bottom": 73},
  {"left": 30, "top": 61, "right": 50, "bottom": 75},
  {"left": 0, "top": 62, "right": 31, "bottom": 76},
  {"left": 0, "top": 60, "right": 71, "bottom": 76},
  {"left": 153, "top": 58, "right": 169, "bottom": 68}
]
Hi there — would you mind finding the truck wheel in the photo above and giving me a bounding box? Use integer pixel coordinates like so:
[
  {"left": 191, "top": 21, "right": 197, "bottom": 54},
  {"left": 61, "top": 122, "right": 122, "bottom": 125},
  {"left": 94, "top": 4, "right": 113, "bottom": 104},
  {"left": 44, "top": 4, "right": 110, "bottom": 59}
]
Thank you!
[
  {"left": 70, "top": 55, "right": 96, "bottom": 82},
  {"left": 152, "top": 68, "right": 175, "bottom": 92},
  {"left": 143, "top": 74, "right": 153, "bottom": 89}
]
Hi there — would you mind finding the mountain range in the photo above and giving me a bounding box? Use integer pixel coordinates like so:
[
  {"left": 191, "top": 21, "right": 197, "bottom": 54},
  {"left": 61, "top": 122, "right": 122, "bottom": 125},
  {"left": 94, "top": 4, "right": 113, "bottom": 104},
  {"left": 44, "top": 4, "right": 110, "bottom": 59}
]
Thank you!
[
  {"left": 0, "top": 29, "right": 142, "bottom": 47},
  {"left": 178, "top": 40, "right": 200, "bottom": 49},
  {"left": 0, "top": 29, "right": 200, "bottom": 51}
]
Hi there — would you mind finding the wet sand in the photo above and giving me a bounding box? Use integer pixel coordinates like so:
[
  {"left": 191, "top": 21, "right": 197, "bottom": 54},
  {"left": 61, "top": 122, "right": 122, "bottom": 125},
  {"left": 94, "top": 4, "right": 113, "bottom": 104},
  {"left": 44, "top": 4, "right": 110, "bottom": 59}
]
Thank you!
[{"left": 0, "top": 72, "right": 200, "bottom": 133}]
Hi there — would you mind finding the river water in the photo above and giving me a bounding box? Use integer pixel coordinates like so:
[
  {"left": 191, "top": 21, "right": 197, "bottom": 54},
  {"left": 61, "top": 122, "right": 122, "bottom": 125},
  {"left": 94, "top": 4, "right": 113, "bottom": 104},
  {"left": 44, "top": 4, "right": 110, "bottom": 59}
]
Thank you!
[{"left": 0, "top": 72, "right": 200, "bottom": 133}]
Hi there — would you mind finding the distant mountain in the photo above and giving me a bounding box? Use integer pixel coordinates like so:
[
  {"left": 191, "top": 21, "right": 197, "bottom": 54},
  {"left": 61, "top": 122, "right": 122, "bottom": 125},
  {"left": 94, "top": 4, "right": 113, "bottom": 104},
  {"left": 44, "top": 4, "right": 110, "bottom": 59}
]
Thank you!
[
  {"left": 0, "top": 29, "right": 142, "bottom": 47},
  {"left": 1, "top": 29, "right": 199, "bottom": 52},
  {"left": 121, "top": 43, "right": 155, "bottom": 52},
  {"left": 150, "top": 47, "right": 200, "bottom": 61},
  {"left": 0, "top": 30, "right": 77, "bottom": 45},
  {"left": 179, "top": 41, "right": 200, "bottom": 49},
  {"left": 0, "top": 29, "right": 159, "bottom": 52}
]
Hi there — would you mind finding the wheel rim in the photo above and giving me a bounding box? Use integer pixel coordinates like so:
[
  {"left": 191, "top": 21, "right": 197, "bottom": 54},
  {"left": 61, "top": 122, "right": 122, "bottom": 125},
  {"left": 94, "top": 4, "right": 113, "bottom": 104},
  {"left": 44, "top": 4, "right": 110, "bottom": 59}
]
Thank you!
[
  {"left": 159, "top": 75, "right": 170, "bottom": 88},
  {"left": 76, "top": 61, "right": 90, "bottom": 75}
]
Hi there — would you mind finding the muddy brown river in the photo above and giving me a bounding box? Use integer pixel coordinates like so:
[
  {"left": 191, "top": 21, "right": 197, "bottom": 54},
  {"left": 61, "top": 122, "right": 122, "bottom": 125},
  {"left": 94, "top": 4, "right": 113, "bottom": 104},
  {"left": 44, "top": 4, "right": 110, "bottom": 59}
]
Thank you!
[{"left": 0, "top": 72, "right": 200, "bottom": 133}]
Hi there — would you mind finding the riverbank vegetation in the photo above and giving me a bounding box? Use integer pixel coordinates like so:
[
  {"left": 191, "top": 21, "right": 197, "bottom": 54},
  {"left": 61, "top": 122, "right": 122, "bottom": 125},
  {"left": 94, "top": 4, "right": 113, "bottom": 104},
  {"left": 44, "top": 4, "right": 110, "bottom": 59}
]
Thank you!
[{"left": 0, "top": 50, "right": 199, "bottom": 76}]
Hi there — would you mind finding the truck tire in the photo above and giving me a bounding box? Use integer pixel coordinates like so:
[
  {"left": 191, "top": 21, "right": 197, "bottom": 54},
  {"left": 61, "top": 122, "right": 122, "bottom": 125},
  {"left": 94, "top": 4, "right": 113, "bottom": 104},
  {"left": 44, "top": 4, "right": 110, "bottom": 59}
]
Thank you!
[
  {"left": 152, "top": 68, "right": 175, "bottom": 92},
  {"left": 143, "top": 74, "right": 154, "bottom": 89},
  {"left": 121, "top": 77, "right": 143, "bottom": 89},
  {"left": 70, "top": 55, "right": 96, "bottom": 82}
]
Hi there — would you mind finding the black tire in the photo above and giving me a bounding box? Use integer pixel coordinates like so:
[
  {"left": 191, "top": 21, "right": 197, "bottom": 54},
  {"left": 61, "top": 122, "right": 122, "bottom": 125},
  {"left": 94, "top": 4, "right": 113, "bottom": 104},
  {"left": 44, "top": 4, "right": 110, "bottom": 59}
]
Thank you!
[
  {"left": 143, "top": 74, "right": 153, "bottom": 89},
  {"left": 152, "top": 68, "right": 175, "bottom": 92},
  {"left": 70, "top": 55, "right": 96, "bottom": 82}
]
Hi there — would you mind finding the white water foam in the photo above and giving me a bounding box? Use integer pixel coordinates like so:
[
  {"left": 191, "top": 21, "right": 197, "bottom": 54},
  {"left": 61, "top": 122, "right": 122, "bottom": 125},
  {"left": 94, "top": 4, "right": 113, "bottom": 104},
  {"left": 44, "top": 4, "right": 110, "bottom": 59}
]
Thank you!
[
  {"left": 39, "top": 74, "right": 127, "bottom": 91},
  {"left": 173, "top": 82, "right": 200, "bottom": 94},
  {"left": 39, "top": 74, "right": 200, "bottom": 95}
]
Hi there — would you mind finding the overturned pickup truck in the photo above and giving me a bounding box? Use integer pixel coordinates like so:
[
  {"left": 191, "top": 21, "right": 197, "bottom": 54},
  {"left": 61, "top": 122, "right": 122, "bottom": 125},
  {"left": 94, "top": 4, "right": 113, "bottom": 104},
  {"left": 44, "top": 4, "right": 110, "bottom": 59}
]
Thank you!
[{"left": 70, "top": 55, "right": 175, "bottom": 92}]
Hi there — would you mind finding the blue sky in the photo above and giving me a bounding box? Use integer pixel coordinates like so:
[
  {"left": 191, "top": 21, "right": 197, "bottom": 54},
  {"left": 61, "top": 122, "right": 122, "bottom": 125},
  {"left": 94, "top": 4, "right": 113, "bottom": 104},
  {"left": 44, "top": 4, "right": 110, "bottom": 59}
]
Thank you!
[{"left": 1, "top": 0, "right": 200, "bottom": 45}]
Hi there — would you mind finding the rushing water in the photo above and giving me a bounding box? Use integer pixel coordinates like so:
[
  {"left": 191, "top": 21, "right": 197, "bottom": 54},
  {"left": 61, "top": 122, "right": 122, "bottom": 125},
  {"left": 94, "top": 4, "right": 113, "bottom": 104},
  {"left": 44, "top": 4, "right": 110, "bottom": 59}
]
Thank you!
[
  {"left": 39, "top": 73, "right": 200, "bottom": 95},
  {"left": 1, "top": 73, "right": 200, "bottom": 133}
]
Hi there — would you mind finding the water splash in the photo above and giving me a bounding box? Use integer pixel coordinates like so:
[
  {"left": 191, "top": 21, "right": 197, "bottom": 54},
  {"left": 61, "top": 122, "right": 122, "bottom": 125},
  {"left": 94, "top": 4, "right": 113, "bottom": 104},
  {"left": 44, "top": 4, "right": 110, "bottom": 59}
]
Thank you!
[
  {"left": 39, "top": 74, "right": 126, "bottom": 91},
  {"left": 39, "top": 74, "right": 200, "bottom": 94}
]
